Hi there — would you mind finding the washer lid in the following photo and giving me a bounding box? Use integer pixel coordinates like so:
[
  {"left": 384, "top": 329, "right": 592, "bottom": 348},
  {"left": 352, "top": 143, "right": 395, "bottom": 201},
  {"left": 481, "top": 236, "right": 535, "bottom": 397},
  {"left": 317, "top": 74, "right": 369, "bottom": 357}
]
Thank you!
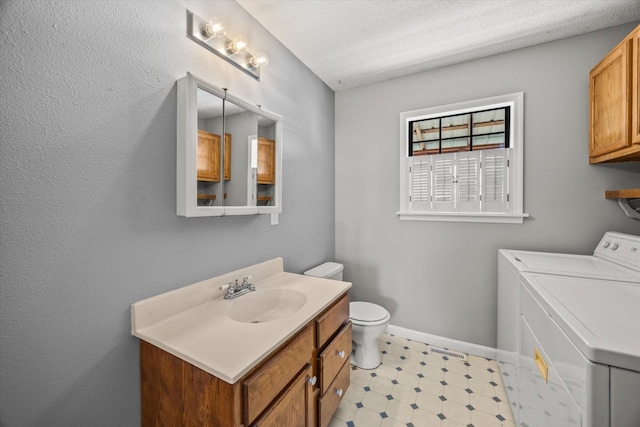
[
  {"left": 350, "top": 301, "right": 389, "bottom": 322},
  {"left": 499, "top": 249, "right": 640, "bottom": 281},
  {"left": 521, "top": 272, "right": 640, "bottom": 372}
]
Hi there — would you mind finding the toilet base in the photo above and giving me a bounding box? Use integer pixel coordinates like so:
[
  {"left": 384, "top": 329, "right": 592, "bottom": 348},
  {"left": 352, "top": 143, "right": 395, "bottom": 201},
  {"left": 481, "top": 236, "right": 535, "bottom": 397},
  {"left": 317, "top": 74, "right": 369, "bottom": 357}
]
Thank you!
[{"left": 350, "top": 339, "right": 382, "bottom": 370}]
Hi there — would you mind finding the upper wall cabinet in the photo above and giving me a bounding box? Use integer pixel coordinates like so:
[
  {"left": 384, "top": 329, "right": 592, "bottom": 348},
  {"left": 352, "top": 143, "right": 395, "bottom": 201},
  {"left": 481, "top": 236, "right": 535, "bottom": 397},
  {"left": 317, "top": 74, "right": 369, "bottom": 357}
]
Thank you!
[
  {"left": 176, "top": 73, "right": 283, "bottom": 217},
  {"left": 589, "top": 24, "right": 640, "bottom": 164}
]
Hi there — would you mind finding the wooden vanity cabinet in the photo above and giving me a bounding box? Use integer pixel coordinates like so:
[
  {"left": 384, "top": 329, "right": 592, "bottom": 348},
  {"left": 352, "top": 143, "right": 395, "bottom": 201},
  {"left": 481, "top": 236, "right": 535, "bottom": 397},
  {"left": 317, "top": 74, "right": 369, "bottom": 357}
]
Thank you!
[
  {"left": 589, "top": 24, "right": 640, "bottom": 163},
  {"left": 139, "top": 292, "right": 351, "bottom": 427},
  {"left": 197, "top": 130, "right": 231, "bottom": 181}
]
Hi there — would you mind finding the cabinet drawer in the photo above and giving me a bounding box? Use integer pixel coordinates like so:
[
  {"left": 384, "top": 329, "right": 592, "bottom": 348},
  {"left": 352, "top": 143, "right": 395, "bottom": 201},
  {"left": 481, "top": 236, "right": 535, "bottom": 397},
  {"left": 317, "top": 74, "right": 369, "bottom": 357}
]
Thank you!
[
  {"left": 319, "top": 322, "right": 352, "bottom": 395},
  {"left": 316, "top": 293, "right": 349, "bottom": 349},
  {"left": 244, "top": 325, "right": 314, "bottom": 424},
  {"left": 318, "top": 360, "right": 350, "bottom": 427}
]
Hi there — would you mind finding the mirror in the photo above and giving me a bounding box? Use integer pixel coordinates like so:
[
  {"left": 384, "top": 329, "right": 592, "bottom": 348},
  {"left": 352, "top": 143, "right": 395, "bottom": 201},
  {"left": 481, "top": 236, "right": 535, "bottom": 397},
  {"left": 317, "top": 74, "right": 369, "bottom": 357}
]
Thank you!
[
  {"left": 223, "top": 94, "right": 258, "bottom": 208},
  {"left": 177, "top": 73, "right": 282, "bottom": 217},
  {"left": 255, "top": 115, "right": 277, "bottom": 206},
  {"left": 196, "top": 87, "right": 225, "bottom": 206}
]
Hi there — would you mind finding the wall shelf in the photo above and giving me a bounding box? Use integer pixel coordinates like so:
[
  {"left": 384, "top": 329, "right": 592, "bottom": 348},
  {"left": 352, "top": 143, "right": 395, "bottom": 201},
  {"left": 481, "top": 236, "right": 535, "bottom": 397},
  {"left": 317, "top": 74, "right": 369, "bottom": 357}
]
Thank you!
[
  {"left": 197, "top": 194, "right": 216, "bottom": 200},
  {"left": 197, "top": 193, "right": 227, "bottom": 200},
  {"left": 605, "top": 188, "right": 640, "bottom": 199}
]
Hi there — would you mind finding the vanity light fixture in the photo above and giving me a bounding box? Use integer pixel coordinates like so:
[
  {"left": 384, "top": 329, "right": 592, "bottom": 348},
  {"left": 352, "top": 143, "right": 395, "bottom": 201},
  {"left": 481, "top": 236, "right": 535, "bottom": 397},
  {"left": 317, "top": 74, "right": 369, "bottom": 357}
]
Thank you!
[{"left": 186, "top": 10, "right": 268, "bottom": 81}]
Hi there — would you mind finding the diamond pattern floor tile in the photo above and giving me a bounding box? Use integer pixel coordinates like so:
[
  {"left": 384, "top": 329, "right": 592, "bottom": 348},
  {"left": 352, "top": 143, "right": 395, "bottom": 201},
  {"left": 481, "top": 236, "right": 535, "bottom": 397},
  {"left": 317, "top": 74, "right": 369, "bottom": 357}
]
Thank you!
[{"left": 330, "top": 333, "right": 515, "bottom": 427}]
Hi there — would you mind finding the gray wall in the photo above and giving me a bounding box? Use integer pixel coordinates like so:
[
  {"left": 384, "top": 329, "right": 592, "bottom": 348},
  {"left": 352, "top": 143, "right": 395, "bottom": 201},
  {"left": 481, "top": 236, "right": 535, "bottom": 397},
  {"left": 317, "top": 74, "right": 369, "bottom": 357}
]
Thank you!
[
  {"left": 335, "top": 23, "right": 640, "bottom": 349},
  {"left": 0, "top": 1, "right": 334, "bottom": 426}
]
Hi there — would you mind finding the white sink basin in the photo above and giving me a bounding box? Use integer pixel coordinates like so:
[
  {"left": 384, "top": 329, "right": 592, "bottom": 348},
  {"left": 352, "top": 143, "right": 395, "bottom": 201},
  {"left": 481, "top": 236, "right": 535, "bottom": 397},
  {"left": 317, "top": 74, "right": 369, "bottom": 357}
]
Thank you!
[{"left": 227, "top": 288, "right": 307, "bottom": 323}]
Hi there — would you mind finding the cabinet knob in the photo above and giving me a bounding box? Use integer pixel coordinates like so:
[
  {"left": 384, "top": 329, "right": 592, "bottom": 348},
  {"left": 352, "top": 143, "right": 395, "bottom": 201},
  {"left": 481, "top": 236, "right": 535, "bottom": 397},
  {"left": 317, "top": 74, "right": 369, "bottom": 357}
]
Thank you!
[
  {"left": 334, "top": 388, "right": 343, "bottom": 397},
  {"left": 336, "top": 350, "right": 346, "bottom": 359},
  {"left": 306, "top": 375, "right": 317, "bottom": 386}
]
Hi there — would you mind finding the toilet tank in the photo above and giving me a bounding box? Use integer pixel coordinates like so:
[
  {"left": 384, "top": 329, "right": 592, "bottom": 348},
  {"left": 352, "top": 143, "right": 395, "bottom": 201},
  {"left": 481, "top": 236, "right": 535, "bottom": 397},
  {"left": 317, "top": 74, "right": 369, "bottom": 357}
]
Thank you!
[{"left": 303, "top": 262, "right": 344, "bottom": 281}]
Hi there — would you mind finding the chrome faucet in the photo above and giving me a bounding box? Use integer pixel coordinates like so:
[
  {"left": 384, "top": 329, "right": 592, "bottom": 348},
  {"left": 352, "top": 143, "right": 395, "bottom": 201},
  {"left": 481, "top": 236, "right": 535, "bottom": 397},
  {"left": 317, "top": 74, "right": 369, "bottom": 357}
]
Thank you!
[{"left": 220, "top": 276, "right": 255, "bottom": 299}]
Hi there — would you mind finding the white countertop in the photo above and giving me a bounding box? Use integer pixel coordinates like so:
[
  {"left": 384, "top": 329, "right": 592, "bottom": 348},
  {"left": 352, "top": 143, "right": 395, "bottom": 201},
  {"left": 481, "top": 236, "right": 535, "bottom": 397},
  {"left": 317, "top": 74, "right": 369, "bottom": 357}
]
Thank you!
[{"left": 131, "top": 258, "right": 351, "bottom": 384}]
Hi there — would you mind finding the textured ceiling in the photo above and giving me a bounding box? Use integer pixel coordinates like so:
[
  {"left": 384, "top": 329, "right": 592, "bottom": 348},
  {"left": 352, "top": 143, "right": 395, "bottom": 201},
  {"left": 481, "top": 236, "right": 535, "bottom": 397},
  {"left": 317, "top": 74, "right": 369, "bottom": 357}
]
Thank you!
[{"left": 237, "top": 0, "right": 640, "bottom": 91}]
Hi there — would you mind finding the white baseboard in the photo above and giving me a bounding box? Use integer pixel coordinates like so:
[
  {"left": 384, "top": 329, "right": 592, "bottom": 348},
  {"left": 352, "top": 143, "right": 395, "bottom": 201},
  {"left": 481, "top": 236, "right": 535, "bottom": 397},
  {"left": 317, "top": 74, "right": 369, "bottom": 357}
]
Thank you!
[{"left": 385, "top": 324, "right": 497, "bottom": 360}]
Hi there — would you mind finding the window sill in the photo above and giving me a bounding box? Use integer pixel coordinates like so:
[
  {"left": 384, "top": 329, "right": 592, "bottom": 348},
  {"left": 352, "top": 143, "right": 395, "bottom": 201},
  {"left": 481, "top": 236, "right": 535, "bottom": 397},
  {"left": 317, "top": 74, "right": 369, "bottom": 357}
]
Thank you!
[{"left": 397, "top": 211, "right": 529, "bottom": 224}]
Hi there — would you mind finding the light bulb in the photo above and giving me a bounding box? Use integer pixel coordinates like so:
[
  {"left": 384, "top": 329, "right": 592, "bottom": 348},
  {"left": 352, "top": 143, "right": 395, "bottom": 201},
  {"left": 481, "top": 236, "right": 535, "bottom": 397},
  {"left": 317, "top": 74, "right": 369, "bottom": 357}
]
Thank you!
[
  {"left": 201, "top": 17, "right": 225, "bottom": 39},
  {"left": 248, "top": 52, "right": 269, "bottom": 68},
  {"left": 226, "top": 35, "right": 248, "bottom": 55}
]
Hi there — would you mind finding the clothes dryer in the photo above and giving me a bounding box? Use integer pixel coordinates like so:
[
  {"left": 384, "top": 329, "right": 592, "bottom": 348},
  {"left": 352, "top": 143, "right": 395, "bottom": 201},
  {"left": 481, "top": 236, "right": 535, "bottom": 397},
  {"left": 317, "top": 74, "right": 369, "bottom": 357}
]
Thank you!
[{"left": 497, "top": 232, "right": 640, "bottom": 424}]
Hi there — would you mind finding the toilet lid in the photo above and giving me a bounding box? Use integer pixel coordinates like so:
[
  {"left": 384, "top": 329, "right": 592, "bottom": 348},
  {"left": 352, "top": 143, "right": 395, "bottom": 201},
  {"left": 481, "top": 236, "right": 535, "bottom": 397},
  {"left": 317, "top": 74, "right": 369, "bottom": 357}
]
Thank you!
[{"left": 350, "top": 301, "right": 389, "bottom": 323}]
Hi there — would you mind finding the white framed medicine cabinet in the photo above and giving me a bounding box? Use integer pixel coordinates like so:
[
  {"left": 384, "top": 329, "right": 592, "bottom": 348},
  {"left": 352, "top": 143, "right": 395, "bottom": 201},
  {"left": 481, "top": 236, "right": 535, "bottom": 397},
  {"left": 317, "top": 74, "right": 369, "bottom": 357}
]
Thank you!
[{"left": 177, "top": 73, "right": 283, "bottom": 217}]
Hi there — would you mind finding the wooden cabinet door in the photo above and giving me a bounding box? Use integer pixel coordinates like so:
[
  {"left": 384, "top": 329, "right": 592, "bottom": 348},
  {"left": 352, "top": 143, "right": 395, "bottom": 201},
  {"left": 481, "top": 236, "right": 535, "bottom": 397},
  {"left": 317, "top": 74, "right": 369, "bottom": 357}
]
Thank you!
[
  {"left": 251, "top": 365, "right": 312, "bottom": 427},
  {"left": 257, "top": 137, "right": 275, "bottom": 184},
  {"left": 589, "top": 39, "right": 631, "bottom": 158},
  {"left": 632, "top": 27, "right": 640, "bottom": 146},
  {"left": 244, "top": 325, "right": 313, "bottom": 424},
  {"left": 197, "top": 129, "right": 221, "bottom": 182}
]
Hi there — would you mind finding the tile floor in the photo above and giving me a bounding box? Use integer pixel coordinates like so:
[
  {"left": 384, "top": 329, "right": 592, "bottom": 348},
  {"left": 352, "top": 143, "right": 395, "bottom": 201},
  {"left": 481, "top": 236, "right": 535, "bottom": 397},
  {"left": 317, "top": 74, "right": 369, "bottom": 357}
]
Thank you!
[{"left": 329, "top": 333, "right": 515, "bottom": 427}]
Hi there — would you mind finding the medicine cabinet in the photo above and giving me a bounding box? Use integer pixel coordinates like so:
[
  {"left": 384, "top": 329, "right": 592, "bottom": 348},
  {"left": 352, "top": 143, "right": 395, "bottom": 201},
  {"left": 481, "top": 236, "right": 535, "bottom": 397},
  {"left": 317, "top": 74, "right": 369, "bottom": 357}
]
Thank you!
[{"left": 177, "top": 73, "right": 282, "bottom": 217}]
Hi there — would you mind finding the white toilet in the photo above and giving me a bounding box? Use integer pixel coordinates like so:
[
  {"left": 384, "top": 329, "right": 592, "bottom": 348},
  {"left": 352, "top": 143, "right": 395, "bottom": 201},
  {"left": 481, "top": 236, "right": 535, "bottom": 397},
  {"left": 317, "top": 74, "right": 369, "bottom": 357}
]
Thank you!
[{"left": 303, "top": 262, "right": 391, "bottom": 370}]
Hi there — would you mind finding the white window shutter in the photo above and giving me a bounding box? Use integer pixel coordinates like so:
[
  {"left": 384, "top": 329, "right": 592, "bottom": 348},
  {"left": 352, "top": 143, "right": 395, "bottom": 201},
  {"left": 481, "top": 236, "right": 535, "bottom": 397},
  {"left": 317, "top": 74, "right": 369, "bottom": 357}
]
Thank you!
[
  {"left": 482, "top": 148, "right": 509, "bottom": 212},
  {"left": 433, "top": 154, "right": 455, "bottom": 212},
  {"left": 409, "top": 156, "right": 432, "bottom": 211},
  {"left": 456, "top": 152, "right": 481, "bottom": 212}
]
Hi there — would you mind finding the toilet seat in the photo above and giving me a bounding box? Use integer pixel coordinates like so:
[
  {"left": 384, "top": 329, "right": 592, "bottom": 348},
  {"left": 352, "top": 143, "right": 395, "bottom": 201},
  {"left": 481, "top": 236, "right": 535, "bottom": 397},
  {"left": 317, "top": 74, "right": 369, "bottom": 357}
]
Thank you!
[{"left": 350, "top": 301, "right": 390, "bottom": 326}]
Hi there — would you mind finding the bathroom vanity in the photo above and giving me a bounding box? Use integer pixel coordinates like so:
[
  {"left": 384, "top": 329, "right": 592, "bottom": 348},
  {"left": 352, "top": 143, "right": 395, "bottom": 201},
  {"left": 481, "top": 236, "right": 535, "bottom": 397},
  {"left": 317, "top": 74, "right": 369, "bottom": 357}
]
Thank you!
[{"left": 131, "top": 258, "right": 351, "bottom": 427}]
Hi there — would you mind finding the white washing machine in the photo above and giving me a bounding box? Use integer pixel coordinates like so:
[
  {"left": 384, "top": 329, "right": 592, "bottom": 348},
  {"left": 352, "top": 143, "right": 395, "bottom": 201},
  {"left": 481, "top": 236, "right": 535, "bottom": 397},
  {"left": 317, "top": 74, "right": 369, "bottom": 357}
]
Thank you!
[{"left": 497, "top": 232, "right": 640, "bottom": 425}]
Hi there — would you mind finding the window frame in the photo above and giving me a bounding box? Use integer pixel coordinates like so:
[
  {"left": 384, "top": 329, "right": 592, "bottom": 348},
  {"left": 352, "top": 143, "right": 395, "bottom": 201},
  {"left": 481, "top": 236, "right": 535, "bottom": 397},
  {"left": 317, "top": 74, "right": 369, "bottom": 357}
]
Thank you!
[{"left": 398, "top": 92, "right": 528, "bottom": 224}]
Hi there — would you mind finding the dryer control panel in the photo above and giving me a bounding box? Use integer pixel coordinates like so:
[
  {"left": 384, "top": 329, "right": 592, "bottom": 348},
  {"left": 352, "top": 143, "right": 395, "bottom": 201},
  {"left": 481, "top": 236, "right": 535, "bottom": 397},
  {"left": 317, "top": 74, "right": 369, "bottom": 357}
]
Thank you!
[{"left": 594, "top": 232, "right": 640, "bottom": 271}]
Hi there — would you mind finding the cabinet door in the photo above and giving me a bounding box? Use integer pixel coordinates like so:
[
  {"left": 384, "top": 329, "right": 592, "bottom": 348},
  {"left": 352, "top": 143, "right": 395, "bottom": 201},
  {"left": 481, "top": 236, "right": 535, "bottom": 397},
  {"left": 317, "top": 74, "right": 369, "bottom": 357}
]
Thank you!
[
  {"left": 251, "top": 365, "right": 312, "bottom": 427},
  {"left": 197, "top": 129, "right": 221, "bottom": 182},
  {"left": 244, "top": 325, "right": 314, "bottom": 424},
  {"left": 590, "top": 39, "right": 631, "bottom": 158},
  {"left": 257, "top": 137, "right": 275, "bottom": 184},
  {"left": 632, "top": 27, "right": 640, "bottom": 146}
]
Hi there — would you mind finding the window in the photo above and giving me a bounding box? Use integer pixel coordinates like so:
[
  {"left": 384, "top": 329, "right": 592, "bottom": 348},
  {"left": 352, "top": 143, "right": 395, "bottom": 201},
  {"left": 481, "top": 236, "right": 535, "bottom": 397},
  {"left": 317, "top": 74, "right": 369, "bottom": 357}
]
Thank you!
[
  {"left": 409, "top": 107, "right": 508, "bottom": 155},
  {"left": 398, "top": 93, "right": 528, "bottom": 223}
]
